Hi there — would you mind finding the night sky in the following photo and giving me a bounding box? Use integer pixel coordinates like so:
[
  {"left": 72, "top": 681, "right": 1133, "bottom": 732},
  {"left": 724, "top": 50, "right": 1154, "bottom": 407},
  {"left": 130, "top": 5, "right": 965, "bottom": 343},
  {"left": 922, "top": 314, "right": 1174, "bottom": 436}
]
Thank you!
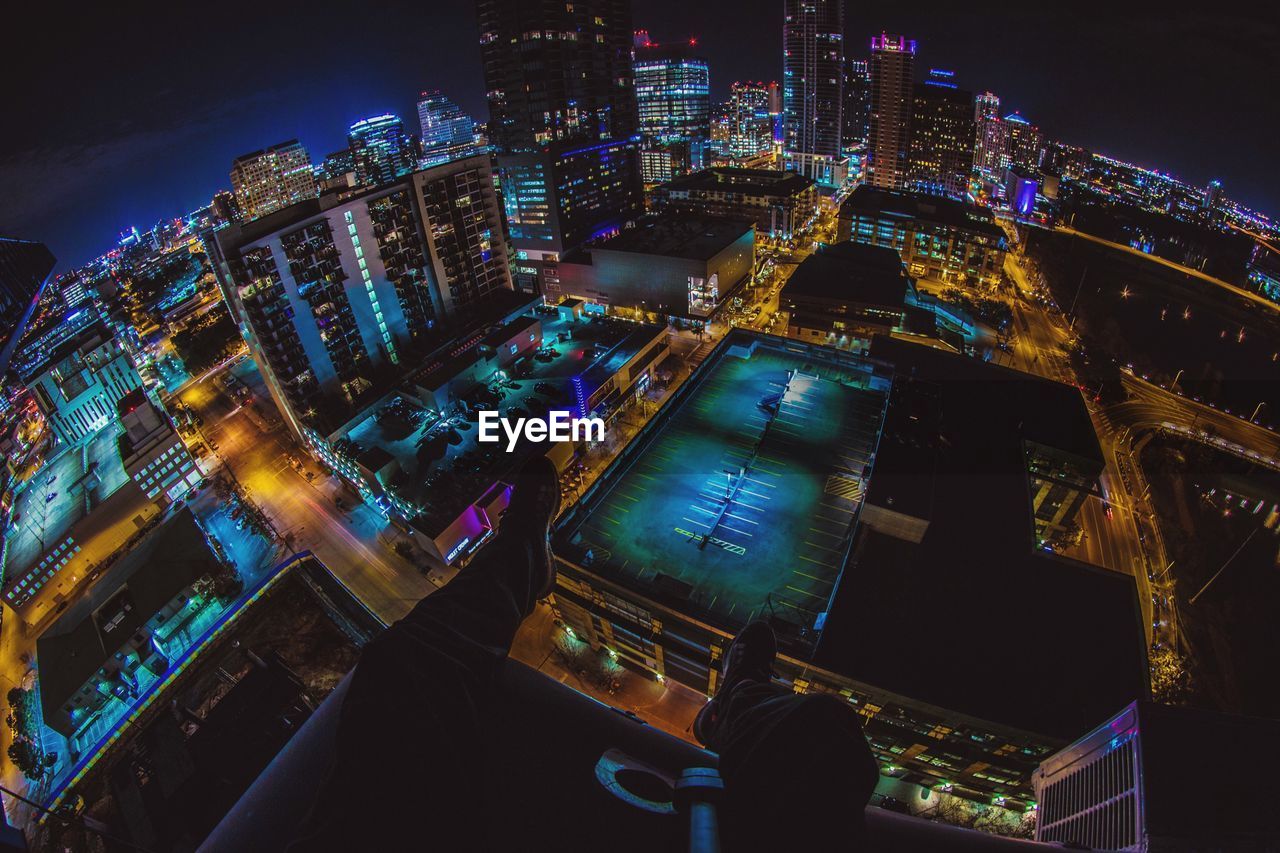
[{"left": 3, "top": 2, "right": 1277, "bottom": 269}]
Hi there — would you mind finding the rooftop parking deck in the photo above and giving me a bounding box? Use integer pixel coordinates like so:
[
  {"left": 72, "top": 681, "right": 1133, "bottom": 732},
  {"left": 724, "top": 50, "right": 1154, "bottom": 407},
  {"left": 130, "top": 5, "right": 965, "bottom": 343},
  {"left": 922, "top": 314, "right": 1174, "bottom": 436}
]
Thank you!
[
  {"left": 4, "top": 428, "right": 133, "bottom": 583},
  {"left": 557, "top": 334, "right": 889, "bottom": 638}
]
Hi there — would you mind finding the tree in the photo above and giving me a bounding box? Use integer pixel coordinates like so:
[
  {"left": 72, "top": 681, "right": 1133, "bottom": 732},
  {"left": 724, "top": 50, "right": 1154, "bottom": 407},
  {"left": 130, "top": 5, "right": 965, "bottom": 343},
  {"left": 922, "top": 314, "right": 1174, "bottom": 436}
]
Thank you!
[
  {"left": 171, "top": 308, "right": 240, "bottom": 374},
  {"left": 195, "top": 562, "right": 244, "bottom": 602},
  {"left": 6, "top": 738, "right": 55, "bottom": 781}
]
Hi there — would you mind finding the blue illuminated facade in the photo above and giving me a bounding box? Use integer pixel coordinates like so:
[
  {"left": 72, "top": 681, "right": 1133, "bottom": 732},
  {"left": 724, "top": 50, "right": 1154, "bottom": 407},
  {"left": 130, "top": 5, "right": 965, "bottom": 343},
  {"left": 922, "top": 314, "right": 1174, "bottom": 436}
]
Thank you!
[
  {"left": 1005, "top": 167, "right": 1039, "bottom": 218},
  {"left": 633, "top": 41, "right": 711, "bottom": 145},
  {"left": 417, "top": 90, "right": 479, "bottom": 166},
  {"left": 498, "top": 139, "right": 643, "bottom": 292},
  {"left": 348, "top": 114, "right": 416, "bottom": 188}
]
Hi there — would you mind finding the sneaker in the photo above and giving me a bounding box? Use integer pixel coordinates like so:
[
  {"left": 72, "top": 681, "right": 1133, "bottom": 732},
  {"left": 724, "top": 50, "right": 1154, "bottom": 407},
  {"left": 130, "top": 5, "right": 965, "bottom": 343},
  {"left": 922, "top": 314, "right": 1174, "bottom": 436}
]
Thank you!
[
  {"left": 693, "top": 620, "right": 777, "bottom": 745},
  {"left": 504, "top": 455, "right": 563, "bottom": 600}
]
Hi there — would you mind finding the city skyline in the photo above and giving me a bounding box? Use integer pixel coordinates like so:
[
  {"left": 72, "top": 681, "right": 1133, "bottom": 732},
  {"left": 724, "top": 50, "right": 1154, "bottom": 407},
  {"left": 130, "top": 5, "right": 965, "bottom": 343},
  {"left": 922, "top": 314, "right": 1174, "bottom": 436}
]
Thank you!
[
  {"left": 2, "top": 3, "right": 1278, "bottom": 268},
  {"left": 4, "top": 2, "right": 1280, "bottom": 845}
]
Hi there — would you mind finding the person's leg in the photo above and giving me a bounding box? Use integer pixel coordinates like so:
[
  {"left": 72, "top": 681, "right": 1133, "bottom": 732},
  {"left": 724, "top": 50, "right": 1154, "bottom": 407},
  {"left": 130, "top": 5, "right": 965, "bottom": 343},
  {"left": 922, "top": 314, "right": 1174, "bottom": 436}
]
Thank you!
[
  {"left": 694, "top": 620, "right": 879, "bottom": 849},
  {"left": 290, "top": 457, "right": 561, "bottom": 851}
]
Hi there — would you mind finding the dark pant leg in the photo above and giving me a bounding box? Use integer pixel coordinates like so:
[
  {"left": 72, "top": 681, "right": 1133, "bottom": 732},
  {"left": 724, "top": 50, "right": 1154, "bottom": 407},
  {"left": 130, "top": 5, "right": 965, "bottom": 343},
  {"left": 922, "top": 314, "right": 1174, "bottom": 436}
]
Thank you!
[
  {"left": 706, "top": 680, "right": 880, "bottom": 850},
  {"left": 289, "top": 529, "right": 542, "bottom": 852}
]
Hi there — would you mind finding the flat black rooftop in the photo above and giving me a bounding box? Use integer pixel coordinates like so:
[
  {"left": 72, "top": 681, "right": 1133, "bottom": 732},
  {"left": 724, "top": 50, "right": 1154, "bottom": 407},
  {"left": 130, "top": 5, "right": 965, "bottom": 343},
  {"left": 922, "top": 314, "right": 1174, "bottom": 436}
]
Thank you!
[
  {"left": 593, "top": 215, "right": 754, "bottom": 261},
  {"left": 817, "top": 337, "right": 1143, "bottom": 740},
  {"left": 840, "top": 185, "right": 1006, "bottom": 240},
  {"left": 869, "top": 336, "right": 1104, "bottom": 466},
  {"left": 783, "top": 241, "right": 911, "bottom": 306},
  {"left": 659, "top": 167, "right": 815, "bottom": 198}
]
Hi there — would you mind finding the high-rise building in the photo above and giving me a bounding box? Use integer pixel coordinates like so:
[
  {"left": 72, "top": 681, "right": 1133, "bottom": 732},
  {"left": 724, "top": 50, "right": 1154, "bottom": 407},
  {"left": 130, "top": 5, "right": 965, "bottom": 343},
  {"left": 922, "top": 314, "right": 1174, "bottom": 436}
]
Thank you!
[
  {"left": 842, "top": 58, "right": 870, "bottom": 150},
  {"left": 211, "top": 190, "right": 240, "bottom": 226},
  {"left": 973, "top": 91, "right": 1008, "bottom": 173},
  {"left": 633, "top": 38, "right": 710, "bottom": 144},
  {"left": 867, "top": 33, "right": 917, "bottom": 190},
  {"left": 782, "top": 0, "right": 844, "bottom": 159},
  {"left": 1203, "top": 179, "right": 1224, "bottom": 211},
  {"left": 0, "top": 237, "right": 56, "bottom": 377},
  {"left": 348, "top": 115, "right": 417, "bottom": 188},
  {"left": 479, "top": 0, "right": 642, "bottom": 292},
  {"left": 500, "top": 139, "right": 644, "bottom": 293},
  {"left": 321, "top": 149, "right": 356, "bottom": 181},
  {"left": 723, "top": 82, "right": 776, "bottom": 160},
  {"left": 633, "top": 38, "right": 711, "bottom": 184},
  {"left": 209, "top": 154, "right": 512, "bottom": 439},
  {"left": 1004, "top": 112, "right": 1045, "bottom": 169},
  {"left": 229, "top": 140, "right": 317, "bottom": 222},
  {"left": 417, "top": 90, "right": 478, "bottom": 166},
  {"left": 906, "top": 70, "right": 975, "bottom": 199},
  {"left": 476, "top": 0, "right": 636, "bottom": 153}
]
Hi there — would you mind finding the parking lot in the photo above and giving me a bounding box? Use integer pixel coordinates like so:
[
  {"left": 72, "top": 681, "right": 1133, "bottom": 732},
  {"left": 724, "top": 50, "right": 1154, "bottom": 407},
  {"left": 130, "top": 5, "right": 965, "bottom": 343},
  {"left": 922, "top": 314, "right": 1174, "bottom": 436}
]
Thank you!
[{"left": 563, "top": 341, "right": 887, "bottom": 632}]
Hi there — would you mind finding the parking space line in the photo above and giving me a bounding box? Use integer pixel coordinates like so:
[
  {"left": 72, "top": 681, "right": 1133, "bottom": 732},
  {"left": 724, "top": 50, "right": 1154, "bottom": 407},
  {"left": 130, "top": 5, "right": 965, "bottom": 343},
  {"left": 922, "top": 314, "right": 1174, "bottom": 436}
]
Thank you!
[{"left": 786, "top": 585, "right": 827, "bottom": 601}]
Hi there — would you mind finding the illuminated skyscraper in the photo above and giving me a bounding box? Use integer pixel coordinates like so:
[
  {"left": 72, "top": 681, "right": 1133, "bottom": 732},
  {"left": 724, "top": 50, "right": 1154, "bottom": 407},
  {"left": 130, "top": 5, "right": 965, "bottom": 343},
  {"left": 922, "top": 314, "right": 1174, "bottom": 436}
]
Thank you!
[
  {"left": 906, "top": 70, "right": 975, "bottom": 199},
  {"left": 1203, "top": 179, "right": 1224, "bottom": 210},
  {"left": 229, "top": 140, "right": 317, "bottom": 222},
  {"left": 633, "top": 38, "right": 710, "bottom": 144},
  {"left": 633, "top": 38, "right": 711, "bottom": 183},
  {"left": 348, "top": 115, "right": 417, "bottom": 188},
  {"left": 867, "top": 33, "right": 916, "bottom": 190},
  {"left": 782, "top": 0, "right": 844, "bottom": 159},
  {"left": 973, "top": 91, "right": 1008, "bottom": 173},
  {"left": 500, "top": 139, "right": 644, "bottom": 293},
  {"left": 842, "top": 57, "right": 870, "bottom": 150},
  {"left": 724, "top": 82, "right": 775, "bottom": 160},
  {"left": 479, "top": 0, "right": 641, "bottom": 292},
  {"left": 476, "top": 0, "right": 636, "bottom": 153},
  {"left": 417, "top": 90, "right": 478, "bottom": 165},
  {"left": 1004, "top": 112, "right": 1045, "bottom": 169}
]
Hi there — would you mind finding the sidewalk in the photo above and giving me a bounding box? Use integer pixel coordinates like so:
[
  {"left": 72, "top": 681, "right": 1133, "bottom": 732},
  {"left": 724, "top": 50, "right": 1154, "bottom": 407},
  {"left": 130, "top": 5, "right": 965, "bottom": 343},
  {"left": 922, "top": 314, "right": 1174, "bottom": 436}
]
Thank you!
[{"left": 510, "top": 604, "right": 703, "bottom": 744}]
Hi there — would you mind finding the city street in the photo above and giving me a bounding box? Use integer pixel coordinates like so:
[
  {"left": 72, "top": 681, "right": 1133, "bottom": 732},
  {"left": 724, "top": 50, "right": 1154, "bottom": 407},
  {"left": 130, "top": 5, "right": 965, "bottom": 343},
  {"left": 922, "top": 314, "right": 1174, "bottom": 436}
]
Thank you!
[
  {"left": 179, "top": 373, "right": 440, "bottom": 627},
  {"left": 999, "top": 247, "right": 1160, "bottom": 641}
]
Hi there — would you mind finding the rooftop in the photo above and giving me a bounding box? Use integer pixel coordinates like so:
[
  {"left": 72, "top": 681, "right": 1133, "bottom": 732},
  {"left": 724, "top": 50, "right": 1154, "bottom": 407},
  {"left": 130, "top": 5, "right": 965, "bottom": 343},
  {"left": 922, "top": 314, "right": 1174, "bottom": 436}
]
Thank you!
[
  {"left": 659, "top": 167, "right": 815, "bottom": 198},
  {"left": 840, "top": 186, "right": 1007, "bottom": 240},
  {"left": 36, "top": 508, "right": 219, "bottom": 717},
  {"left": 18, "top": 318, "right": 113, "bottom": 382},
  {"left": 783, "top": 241, "right": 913, "bottom": 306},
  {"left": 338, "top": 311, "right": 659, "bottom": 531},
  {"left": 816, "top": 337, "right": 1142, "bottom": 739},
  {"left": 556, "top": 332, "right": 891, "bottom": 645},
  {"left": 480, "top": 315, "right": 542, "bottom": 351},
  {"left": 3, "top": 428, "right": 136, "bottom": 587},
  {"left": 590, "top": 215, "right": 754, "bottom": 262},
  {"left": 577, "top": 323, "right": 668, "bottom": 395},
  {"left": 869, "top": 336, "right": 1103, "bottom": 466}
]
